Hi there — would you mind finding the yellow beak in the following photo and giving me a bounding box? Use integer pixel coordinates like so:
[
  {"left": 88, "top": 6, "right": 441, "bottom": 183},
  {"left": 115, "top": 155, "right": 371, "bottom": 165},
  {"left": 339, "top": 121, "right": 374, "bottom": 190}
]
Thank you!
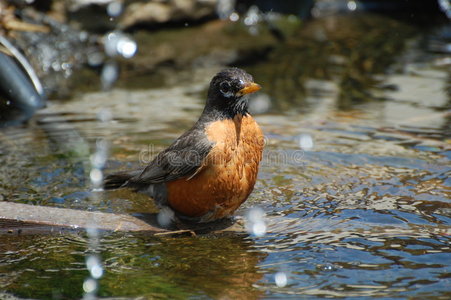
[{"left": 236, "top": 82, "right": 261, "bottom": 96}]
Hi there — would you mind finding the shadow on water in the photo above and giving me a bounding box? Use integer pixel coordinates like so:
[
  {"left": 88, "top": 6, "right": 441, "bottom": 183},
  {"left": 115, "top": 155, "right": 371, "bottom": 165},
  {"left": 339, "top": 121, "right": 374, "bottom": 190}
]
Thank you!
[{"left": 0, "top": 11, "right": 450, "bottom": 300}]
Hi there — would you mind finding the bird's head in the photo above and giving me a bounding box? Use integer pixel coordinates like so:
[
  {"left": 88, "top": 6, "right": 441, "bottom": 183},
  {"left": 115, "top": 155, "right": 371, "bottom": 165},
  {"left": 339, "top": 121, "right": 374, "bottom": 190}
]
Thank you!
[{"left": 206, "top": 68, "right": 261, "bottom": 118}]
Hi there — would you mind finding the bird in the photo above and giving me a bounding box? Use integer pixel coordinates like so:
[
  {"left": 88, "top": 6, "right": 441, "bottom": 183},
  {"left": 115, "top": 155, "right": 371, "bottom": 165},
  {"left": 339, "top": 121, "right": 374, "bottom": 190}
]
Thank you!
[{"left": 104, "top": 68, "right": 264, "bottom": 224}]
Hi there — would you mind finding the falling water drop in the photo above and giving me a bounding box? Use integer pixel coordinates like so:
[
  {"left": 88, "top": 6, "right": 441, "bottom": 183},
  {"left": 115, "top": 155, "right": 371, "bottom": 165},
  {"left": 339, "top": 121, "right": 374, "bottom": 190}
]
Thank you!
[
  {"left": 438, "top": 0, "right": 451, "bottom": 18},
  {"left": 117, "top": 38, "right": 137, "bottom": 58},
  {"left": 157, "top": 207, "right": 175, "bottom": 227},
  {"left": 298, "top": 133, "right": 314, "bottom": 150},
  {"left": 216, "top": 0, "right": 236, "bottom": 20},
  {"left": 87, "top": 51, "right": 104, "bottom": 67},
  {"left": 97, "top": 108, "right": 113, "bottom": 123},
  {"left": 249, "top": 93, "right": 271, "bottom": 114},
  {"left": 107, "top": 1, "right": 123, "bottom": 17},
  {"left": 104, "top": 32, "right": 137, "bottom": 58},
  {"left": 229, "top": 12, "right": 239, "bottom": 22},
  {"left": 244, "top": 5, "right": 260, "bottom": 26},
  {"left": 89, "top": 168, "right": 103, "bottom": 187},
  {"left": 101, "top": 61, "right": 119, "bottom": 90},
  {"left": 83, "top": 278, "right": 97, "bottom": 294},
  {"left": 86, "top": 255, "right": 104, "bottom": 279},
  {"left": 347, "top": 0, "right": 357, "bottom": 11},
  {"left": 274, "top": 271, "right": 288, "bottom": 287},
  {"left": 245, "top": 207, "right": 267, "bottom": 237},
  {"left": 83, "top": 114, "right": 110, "bottom": 298}
]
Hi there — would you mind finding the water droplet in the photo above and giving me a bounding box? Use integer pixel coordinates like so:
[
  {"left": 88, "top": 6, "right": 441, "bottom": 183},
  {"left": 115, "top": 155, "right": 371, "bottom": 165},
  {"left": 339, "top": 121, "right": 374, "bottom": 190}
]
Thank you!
[
  {"left": 157, "top": 207, "right": 174, "bottom": 227},
  {"left": 229, "top": 12, "right": 239, "bottom": 22},
  {"left": 244, "top": 5, "right": 260, "bottom": 26},
  {"left": 252, "top": 221, "right": 266, "bottom": 236},
  {"left": 247, "top": 206, "right": 264, "bottom": 222},
  {"left": 107, "top": 1, "right": 123, "bottom": 17},
  {"left": 105, "top": 32, "right": 119, "bottom": 57},
  {"left": 61, "top": 62, "right": 71, "bottom": 70},
  {"left": 117, "top": 38, "right": 137, "bottom": 58},
  {"left": 90, "top": 153, "right": 106, "bottom": 169},
  {"left": 83, "top": 278, "right": 97, "bottom": 293},
  {"left": 347, "top": 1, "right": 357, "bottom": 11},
  {"left": 86, "top": 256, "right": 104, "bottom": 279},
  {"left": 87, "top": 52, "right": 104, "bottom": 67},
  {"left": 438, "top": 0, "right": 451, "bottom": 18},
  {"left": 51, "top": 61, "right": 61, "bottom": 71},
  {"left": 90, "top": 168, "right": 103, "bottom": 186},
  {"left": 97, "top": 109, "right": 112, "bottom": 123},
  {"left": 245, "top": 207, "right": 267, "bottom": 237},
  {"left": 79, "top": 31, "right": 88, "bottom": 42},
  {"left": 86, "top": 227, "right": 99, "bottom": 239},
  {"left": 96, "top": 138, "right": 108, "bottom": 150},
  {"left": 248, "top": 26, "right": 259, "bottom": 36},
  {"left": 298, "top": 134, "right": 314, "bottom": 150},
  {"left": 216, "top": 0, "right": 236, "bottom": 20},
  {"left": 249, "top": 93, "right": 271, "bottom": 114},
  {"left": 104, "top": 32, "right": 137, "bottom": 58},
  {"left": 101, "top": 61, "right": 119, "bottom": 90},
  {"left": 274, "top": 271, "right": 288, "bottom": 287}
]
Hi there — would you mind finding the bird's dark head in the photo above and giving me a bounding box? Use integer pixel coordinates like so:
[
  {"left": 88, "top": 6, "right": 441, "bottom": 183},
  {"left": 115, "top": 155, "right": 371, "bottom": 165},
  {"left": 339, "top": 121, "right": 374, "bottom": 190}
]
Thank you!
[{"left": 205, "top": 68, "right": 261, "bottom": 119}]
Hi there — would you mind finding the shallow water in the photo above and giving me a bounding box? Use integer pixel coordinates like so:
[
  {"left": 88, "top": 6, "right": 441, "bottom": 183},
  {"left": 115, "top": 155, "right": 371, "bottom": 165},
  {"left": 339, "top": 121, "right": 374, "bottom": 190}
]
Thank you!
[{"left": 1, "top": 14, "right": 450, "bottom": 299}]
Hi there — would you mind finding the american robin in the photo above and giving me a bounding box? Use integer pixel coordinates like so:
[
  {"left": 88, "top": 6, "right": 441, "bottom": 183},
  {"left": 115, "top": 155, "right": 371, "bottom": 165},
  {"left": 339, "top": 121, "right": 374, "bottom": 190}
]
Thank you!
[{"left": 104, "top": 68, "right": 264, "bottom": 223}]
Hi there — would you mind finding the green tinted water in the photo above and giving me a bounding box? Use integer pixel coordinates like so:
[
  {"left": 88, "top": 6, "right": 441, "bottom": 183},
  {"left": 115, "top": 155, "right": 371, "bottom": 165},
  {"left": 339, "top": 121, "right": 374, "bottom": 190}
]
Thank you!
[{"left": 0, "top": 13, "right": 450, "bottom": 299}]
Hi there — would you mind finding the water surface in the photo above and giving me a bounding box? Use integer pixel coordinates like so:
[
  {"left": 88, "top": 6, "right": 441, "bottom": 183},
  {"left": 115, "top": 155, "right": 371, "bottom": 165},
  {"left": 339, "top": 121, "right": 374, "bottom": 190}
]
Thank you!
[{"left": 0, "top": 13, "right": 450, "bottom": 299}]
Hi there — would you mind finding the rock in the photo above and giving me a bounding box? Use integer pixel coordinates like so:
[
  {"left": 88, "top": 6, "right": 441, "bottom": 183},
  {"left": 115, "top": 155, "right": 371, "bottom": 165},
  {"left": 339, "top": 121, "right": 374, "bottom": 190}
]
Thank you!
[
  {"left": 119, "top": 0, "right": 217, "bottom": 28},
  {"left": 117, "top": 19, "right": 277, "bottom": 81},
  {"left": 1, "top": 6, "right": 103, "bottom": 99},
  {"left": 121, "top": 2, "right": 172, "bottom": 26}
]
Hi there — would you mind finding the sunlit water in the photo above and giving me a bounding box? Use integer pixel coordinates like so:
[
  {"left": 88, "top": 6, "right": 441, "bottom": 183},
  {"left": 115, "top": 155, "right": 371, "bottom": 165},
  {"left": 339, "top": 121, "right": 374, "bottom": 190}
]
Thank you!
[{"left": 0, "top": 15, "right": 450, "bottom": 299}]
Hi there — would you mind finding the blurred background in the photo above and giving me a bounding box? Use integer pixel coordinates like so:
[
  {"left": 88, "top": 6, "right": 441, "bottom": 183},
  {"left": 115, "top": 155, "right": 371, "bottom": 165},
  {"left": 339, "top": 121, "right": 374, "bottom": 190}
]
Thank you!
[
  {"left": 0, "top": 1, "right": 450, "bottom": 299},
  {"left": 1, "top": 0, "right": 450, "bottom": 122}
]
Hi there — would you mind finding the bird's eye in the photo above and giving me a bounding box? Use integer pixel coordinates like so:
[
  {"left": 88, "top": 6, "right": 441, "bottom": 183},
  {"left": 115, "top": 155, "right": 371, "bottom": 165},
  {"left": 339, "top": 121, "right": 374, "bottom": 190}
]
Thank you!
[{"left": 219, "top": 81, "right": 233, "bottom": 97}]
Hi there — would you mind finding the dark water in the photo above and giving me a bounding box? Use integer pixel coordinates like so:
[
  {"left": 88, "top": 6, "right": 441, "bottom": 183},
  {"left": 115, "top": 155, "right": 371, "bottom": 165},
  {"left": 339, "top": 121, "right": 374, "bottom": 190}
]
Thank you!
[{"left": 1, "top": 14, "right": 450, "bottom": 299}]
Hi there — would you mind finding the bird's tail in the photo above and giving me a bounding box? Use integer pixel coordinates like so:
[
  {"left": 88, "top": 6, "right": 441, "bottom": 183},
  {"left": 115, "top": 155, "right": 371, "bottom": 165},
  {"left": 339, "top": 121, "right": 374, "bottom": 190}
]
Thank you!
[{"left": 103, "top": 170, "right": 140, "bottom": 190}]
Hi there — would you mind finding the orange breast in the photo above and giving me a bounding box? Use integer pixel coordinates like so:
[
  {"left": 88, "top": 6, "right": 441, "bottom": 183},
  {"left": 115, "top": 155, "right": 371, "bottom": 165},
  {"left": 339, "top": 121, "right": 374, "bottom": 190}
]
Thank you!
[{"left": 166, "top": 114, "right": 264, "bottom": 222}]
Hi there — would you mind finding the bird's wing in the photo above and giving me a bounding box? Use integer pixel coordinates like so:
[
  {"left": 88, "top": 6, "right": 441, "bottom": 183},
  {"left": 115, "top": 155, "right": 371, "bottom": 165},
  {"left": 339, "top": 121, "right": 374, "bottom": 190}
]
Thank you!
[{"left": 131, "top": 128, "right": 213, "bottom": 184}]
